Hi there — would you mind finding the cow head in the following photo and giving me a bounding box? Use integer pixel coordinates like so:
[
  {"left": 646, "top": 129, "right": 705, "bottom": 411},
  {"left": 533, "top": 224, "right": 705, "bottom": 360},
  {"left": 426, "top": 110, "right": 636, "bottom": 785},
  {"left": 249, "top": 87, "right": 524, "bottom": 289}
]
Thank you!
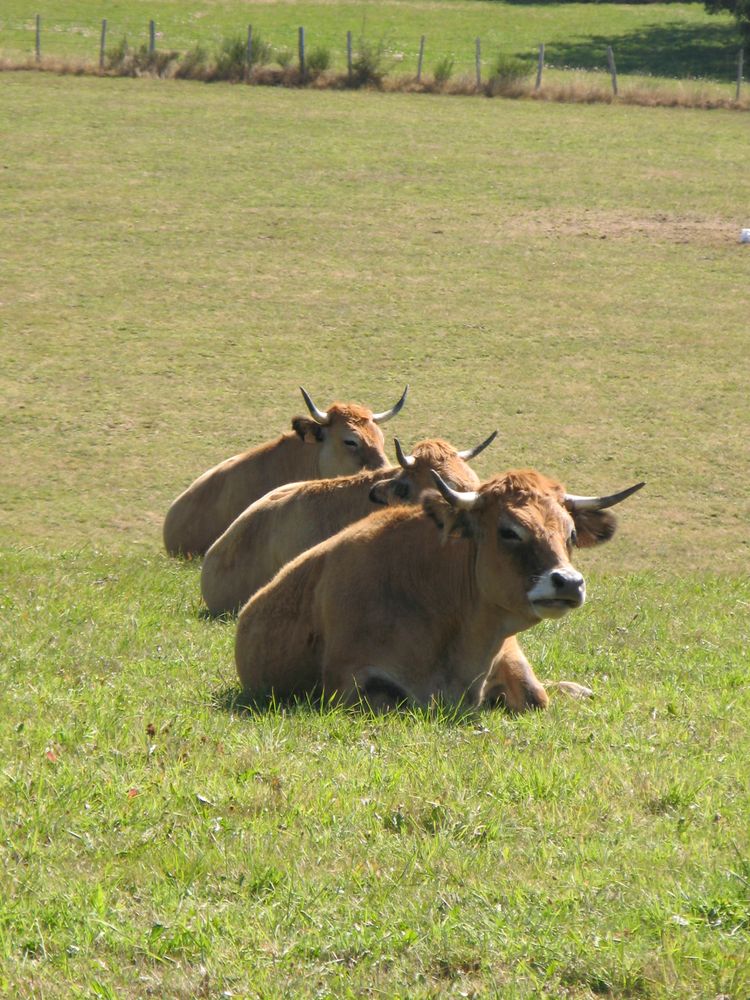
[
  {"left": 292, "top": 386, "right": 407, "bottom": 477},
  {"left": 425, "top": 469, "right": 644, "bottom": 626},
  {"left": 368, "top": 432, "right": 497, "bottom": 506}
]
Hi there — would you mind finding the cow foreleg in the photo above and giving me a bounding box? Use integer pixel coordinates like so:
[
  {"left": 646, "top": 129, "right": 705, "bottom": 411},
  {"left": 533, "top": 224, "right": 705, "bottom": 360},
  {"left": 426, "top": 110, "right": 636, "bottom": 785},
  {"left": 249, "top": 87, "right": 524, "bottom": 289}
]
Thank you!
[{"left": 480, "top": 636, "right": 549, "bottom": 713}]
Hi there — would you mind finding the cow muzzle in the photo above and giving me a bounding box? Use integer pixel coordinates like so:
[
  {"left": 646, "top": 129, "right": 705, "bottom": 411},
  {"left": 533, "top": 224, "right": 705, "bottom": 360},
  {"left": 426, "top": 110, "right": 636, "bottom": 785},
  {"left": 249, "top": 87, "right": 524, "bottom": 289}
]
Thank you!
[{"left": 527, "top": 569, "right": 586, "bottom": 619}]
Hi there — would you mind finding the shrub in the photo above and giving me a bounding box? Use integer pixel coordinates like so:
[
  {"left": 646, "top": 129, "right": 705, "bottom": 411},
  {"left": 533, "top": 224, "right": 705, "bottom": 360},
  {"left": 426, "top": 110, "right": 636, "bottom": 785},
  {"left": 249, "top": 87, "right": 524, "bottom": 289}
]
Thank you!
[
  {"left": 175, "top": 45, "right": 208, "bottom": 80},
  {"left": 274, "top": 47, "right": 293, "bottom": 69},
  {"left": 486, "top": 53, "right": 534, "bottom": 96},
  {"left": 349, "top": 37, "right": 388, "bottom": 88},
  {"left": 136, "top": 45, "right": 180, "bottom": 78},
  {"left": 104, "top": 37, "right": 178, "bottom": 77},
  {"left": 104, "top": 36, "right": 129, "bottom": 71},
  {"left": 214, "top": 35, "right": 249, "bottom": 81},
  {"left": 433, "top": 55, "right": 455, "bottom": 86},
  {"left": 247, "top": 33, "right": 273, "bottom": 67},
  {"left": 211, "top": 33, "right": 272, "bottom": 81},
  {"left": 307, "top": 46, "right": 331, "bottom": 76}
]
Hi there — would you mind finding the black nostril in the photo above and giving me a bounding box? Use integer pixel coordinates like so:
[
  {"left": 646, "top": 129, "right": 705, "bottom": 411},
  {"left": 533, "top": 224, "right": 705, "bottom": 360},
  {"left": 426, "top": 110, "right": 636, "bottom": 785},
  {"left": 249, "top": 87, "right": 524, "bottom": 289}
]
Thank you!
[{"left": 551, "top": 571, "right": 584, "bottom": 593}]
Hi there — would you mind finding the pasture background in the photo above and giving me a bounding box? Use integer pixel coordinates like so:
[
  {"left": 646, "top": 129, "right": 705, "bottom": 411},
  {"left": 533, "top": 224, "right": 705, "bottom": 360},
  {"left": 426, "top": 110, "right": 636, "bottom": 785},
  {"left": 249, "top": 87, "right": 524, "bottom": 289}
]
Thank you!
[
  {"left": 1, "top": 70, "right": 749, "bottom": 997},
  {"left": 0, "top": 0, "right": 745, "bottom": 89}
]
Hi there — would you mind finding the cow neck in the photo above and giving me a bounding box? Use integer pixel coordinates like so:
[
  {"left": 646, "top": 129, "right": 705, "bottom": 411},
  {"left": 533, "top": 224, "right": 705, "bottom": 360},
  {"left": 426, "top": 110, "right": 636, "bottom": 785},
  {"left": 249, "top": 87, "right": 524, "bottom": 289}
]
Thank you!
[
  {"left": 269, "top": 431, "right": 324, "bottom": 481},
  {"left": 426, "top": 517, "right": 477, "bottom": 612},
  {"left": 458, "top": 533, "right": 530, "bottom": 659}
]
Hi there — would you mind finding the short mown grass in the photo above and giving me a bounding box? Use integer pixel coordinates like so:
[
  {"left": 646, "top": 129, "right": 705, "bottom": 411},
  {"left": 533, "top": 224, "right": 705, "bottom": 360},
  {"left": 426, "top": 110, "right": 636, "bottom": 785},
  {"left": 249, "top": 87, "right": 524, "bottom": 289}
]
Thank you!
[{"left": 1, "top": 72, "right": 750, "bottom": 996}]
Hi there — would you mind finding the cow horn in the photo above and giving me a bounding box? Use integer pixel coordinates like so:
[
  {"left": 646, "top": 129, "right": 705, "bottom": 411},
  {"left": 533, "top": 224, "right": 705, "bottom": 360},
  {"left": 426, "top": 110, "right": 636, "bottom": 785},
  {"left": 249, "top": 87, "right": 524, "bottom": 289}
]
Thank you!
[
  {"left": 299, "top": 386, "right": 330, "bottom": 425},
  {"left": 457, "top": 430, "right": 498, "bottom": 461},
  {"left": 372, "top": 385, "right": 409, "bottom": 424},
  {"left": 430, "top": 470, "right": 480, "bottom": 510},
  {"left": 394, "top": 438, "right": 415, "bottom": 469},
  {"left": 564, "top": 481, "right": 645, "bottom": 512}
]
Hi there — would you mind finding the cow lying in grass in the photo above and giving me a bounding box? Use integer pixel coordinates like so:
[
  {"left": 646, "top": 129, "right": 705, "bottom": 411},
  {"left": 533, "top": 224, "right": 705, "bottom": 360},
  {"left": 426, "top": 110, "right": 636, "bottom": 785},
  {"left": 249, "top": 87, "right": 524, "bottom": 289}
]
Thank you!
[
  {"left": 201, "top": 432, "right": 496, "bottom": 616},
  {"left": 163, "top": 385, "right": 407, "bottom": 557},
  {"left": 235, "top": 468, "right": 643, "bottom": 710}
]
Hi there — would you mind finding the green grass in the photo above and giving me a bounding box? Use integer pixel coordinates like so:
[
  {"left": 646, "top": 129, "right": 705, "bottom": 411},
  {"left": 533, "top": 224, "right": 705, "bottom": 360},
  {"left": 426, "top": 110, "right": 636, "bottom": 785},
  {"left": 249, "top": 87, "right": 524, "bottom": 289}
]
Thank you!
[
  {"left": 2, "top": 551, "right": 749, "bottom": 996},
  {"left": 0, "top": 0, "right": 743, "bottom": 82},
  {"left": 2, "top": 74, "right": 749, "bottom": 570},
  {"left": 2, "top": 72, "right": 750, "bottom": 996}
]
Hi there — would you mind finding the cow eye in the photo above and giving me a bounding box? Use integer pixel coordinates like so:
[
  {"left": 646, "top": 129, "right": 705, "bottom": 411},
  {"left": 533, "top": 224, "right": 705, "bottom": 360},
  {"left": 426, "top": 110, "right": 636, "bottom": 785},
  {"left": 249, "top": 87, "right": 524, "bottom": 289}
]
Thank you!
[
  {"left": 499, "top": 526, "right": 522, "bottom": 543},
  {"left": 394, "top": 481, "right": 410, "bottom": 500},
  {"left": 344, "top": 438, "right": 359, "bottom": 450},
  {"left": 569, "top": 530, "right": 578, "bottom": 548}
]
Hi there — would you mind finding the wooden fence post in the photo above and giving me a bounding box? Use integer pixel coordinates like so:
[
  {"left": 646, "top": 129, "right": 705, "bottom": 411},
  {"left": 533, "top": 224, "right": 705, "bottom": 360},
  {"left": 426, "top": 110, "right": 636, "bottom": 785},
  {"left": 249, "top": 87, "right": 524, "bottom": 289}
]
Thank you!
[
  {"left": 35, "top": 14, "right": 41, "bottom": 62},
  {"left": 417, "top": 35, "right": 425, "bottom": 83},
  {"left": 99, "top": 19, "right": 107, "bottom": 69},
  {"left": 475, "top": 38, "right": 481, "bottom": 89},
  {"left": 298, "top": 26, "right": 306, "bottom": 78},
  {"left": 347, "top": 30, "right": 353, "bottom": 83},
  {"left": 149, "top": 20, "right": 155, "bottom": 55},
  {"left": 606, "top": 44, "right": 618, "bottom": 96},
  {"left": 247, "top": 25, "right": 253, "bottom": 66},
  {"left": 737, "top": 47, "right": 744, "bottom": 101},
  {"left": 535, "top": 43, "right": 545, "bottom": 91}
]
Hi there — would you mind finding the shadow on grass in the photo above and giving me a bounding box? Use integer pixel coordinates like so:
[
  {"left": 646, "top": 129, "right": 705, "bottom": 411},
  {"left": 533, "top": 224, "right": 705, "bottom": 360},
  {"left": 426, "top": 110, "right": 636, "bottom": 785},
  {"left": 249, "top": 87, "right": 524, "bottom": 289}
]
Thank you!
[
  {"left": 545, "top": 22, "right": 742, "bottom": 81},
  {"left": 210, "top": 682, "right": 484, "bottom": 724},
  {"left": 211, "top": 683, "right": 319, "bottom": 717},
  {"left": 197, "top": 606, "right": 235, "bottom": 623}
]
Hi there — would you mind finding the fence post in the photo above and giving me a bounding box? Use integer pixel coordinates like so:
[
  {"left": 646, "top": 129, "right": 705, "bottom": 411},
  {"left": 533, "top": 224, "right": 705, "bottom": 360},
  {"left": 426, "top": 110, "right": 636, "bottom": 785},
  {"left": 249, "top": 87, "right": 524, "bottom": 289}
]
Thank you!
[
  {"left": 535, "top": 43, "right": 545, "bottom": 90},
  {"left": 417, "top": 35, "right": 425, "bottom": 83},
  {"left": 347, "top": 30, "right": 353, "bottom": 83},
  {"left": 475, "top": 38, "right": 481, "bottom": 89},
  {"left": 35, "top": 14, "right": 41, "bottom": 62},
  {"left": 298, "top": 26, "right": 305, "bottom": 78},
  {"left": 99, "top": 19, "right": 107, "bottom": 70},
  {"left": 149, "top": 20, "right": 155, "bottom": 55},
  {"left": 247, "top": 25, "right": 253, "bottom": 66},
  {"left": 606, "top": 44, "right": 618, "bottom": 96},
  {"left": 737, "top": 47, "right": 744, "bottom": 101}
]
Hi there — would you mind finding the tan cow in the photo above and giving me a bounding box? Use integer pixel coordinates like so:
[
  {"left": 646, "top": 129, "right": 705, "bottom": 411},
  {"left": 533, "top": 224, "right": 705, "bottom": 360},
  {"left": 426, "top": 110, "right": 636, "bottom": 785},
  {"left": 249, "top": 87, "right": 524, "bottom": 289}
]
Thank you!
[
  {"left": 163, "top": 385, "right": 407, "bottom": 557},
  {"left": 200, "top": 433, "right": 497, "bottom": 616},
  {"left": 235, "top": 469, "right": 643, "bottom": 709}
]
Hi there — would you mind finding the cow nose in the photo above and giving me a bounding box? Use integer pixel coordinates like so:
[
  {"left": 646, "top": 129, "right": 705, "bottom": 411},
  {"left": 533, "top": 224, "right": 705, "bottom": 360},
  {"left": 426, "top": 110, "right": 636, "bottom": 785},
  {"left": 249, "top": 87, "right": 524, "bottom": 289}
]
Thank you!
[{"left": 550, "top": 570, "right": 585, "bottom": 597}]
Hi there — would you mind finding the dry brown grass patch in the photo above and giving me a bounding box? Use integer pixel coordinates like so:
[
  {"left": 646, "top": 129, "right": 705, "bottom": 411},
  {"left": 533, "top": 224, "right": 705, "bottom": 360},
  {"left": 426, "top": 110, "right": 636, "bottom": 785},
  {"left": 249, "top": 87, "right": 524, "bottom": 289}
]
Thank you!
[
  {"left": 480, "top": 209, "right": 738, "bottom": 248},
  {"left": 0, "top": 55, "right": 747, "bottom": 111}
]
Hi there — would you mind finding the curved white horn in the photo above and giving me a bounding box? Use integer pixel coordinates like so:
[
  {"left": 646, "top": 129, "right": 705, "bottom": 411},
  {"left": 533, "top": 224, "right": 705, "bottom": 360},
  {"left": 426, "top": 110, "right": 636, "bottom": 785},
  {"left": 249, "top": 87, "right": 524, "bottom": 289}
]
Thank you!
[
  {"left": 299, "top": 386, "right": 329, "bottom": 425},
  {"left": 457, "top": 430, "right": 498, "bottom": 461},
  {"left": 394, "top": 438, "right": 416, "bottom": 469},
  {"left": 430, "top": 470, "right": 480, "bottom": 510},
  {"left": 565, "top": 481, "right": 645, "bottom": 512},
  {"left": 372, "top": 385, "right": 409, "bottom": 424}
]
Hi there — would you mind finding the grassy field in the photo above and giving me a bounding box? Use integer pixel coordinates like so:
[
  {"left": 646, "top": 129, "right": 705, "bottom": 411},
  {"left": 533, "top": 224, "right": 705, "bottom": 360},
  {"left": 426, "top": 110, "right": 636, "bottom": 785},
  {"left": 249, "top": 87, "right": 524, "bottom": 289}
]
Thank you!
[
  {"left": 0, "top": 0, "right": 744, "bottom": 84},
  {"left": 1, "top": 72, "right": 750, "bottom": 997}
]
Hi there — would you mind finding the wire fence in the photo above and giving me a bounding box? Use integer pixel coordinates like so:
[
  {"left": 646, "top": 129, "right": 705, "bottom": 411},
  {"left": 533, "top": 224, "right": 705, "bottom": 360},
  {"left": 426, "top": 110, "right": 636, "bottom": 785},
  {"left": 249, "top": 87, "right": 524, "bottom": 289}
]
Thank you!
[{"left": 2, "top": 13, "right": 746, "bottom": 104}]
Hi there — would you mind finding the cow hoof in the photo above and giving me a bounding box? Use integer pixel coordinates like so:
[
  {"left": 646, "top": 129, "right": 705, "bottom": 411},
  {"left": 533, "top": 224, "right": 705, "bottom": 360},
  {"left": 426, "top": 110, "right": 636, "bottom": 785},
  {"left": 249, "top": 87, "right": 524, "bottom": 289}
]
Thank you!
[
  {"left": 546, "top": 680, "right": 594, "bottom": 700},
  {"left": 482, "top": 684, "right": 549, "bottom": 713}
]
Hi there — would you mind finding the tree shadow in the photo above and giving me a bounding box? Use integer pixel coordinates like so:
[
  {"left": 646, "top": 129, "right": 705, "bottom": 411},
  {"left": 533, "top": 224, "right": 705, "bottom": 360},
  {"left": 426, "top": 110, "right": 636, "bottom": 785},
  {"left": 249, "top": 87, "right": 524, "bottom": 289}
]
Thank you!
[{"left": 528, "top": 22, "right": 741, "bottom": 81}]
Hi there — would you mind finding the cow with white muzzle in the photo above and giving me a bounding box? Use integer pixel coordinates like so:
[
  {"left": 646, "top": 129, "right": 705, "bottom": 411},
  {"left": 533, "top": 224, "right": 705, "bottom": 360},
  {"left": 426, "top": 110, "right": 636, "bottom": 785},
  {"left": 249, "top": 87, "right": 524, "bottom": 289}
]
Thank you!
[{"left": 235, "top": 466, "right": 643, "bottom": 709}]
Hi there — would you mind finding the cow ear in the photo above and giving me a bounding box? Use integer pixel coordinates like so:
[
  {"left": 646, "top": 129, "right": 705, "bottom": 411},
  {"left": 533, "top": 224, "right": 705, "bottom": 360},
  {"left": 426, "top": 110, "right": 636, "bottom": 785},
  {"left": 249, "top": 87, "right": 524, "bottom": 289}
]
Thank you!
[
  {"left": 572, "top": 509, "right": 617, "bottom": 548},
  {"left": 292, "top": 416, "right": 323, "bottom": 443},
  {"left": 423, "top": 492, "right": 474, "bottom": 543}
]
